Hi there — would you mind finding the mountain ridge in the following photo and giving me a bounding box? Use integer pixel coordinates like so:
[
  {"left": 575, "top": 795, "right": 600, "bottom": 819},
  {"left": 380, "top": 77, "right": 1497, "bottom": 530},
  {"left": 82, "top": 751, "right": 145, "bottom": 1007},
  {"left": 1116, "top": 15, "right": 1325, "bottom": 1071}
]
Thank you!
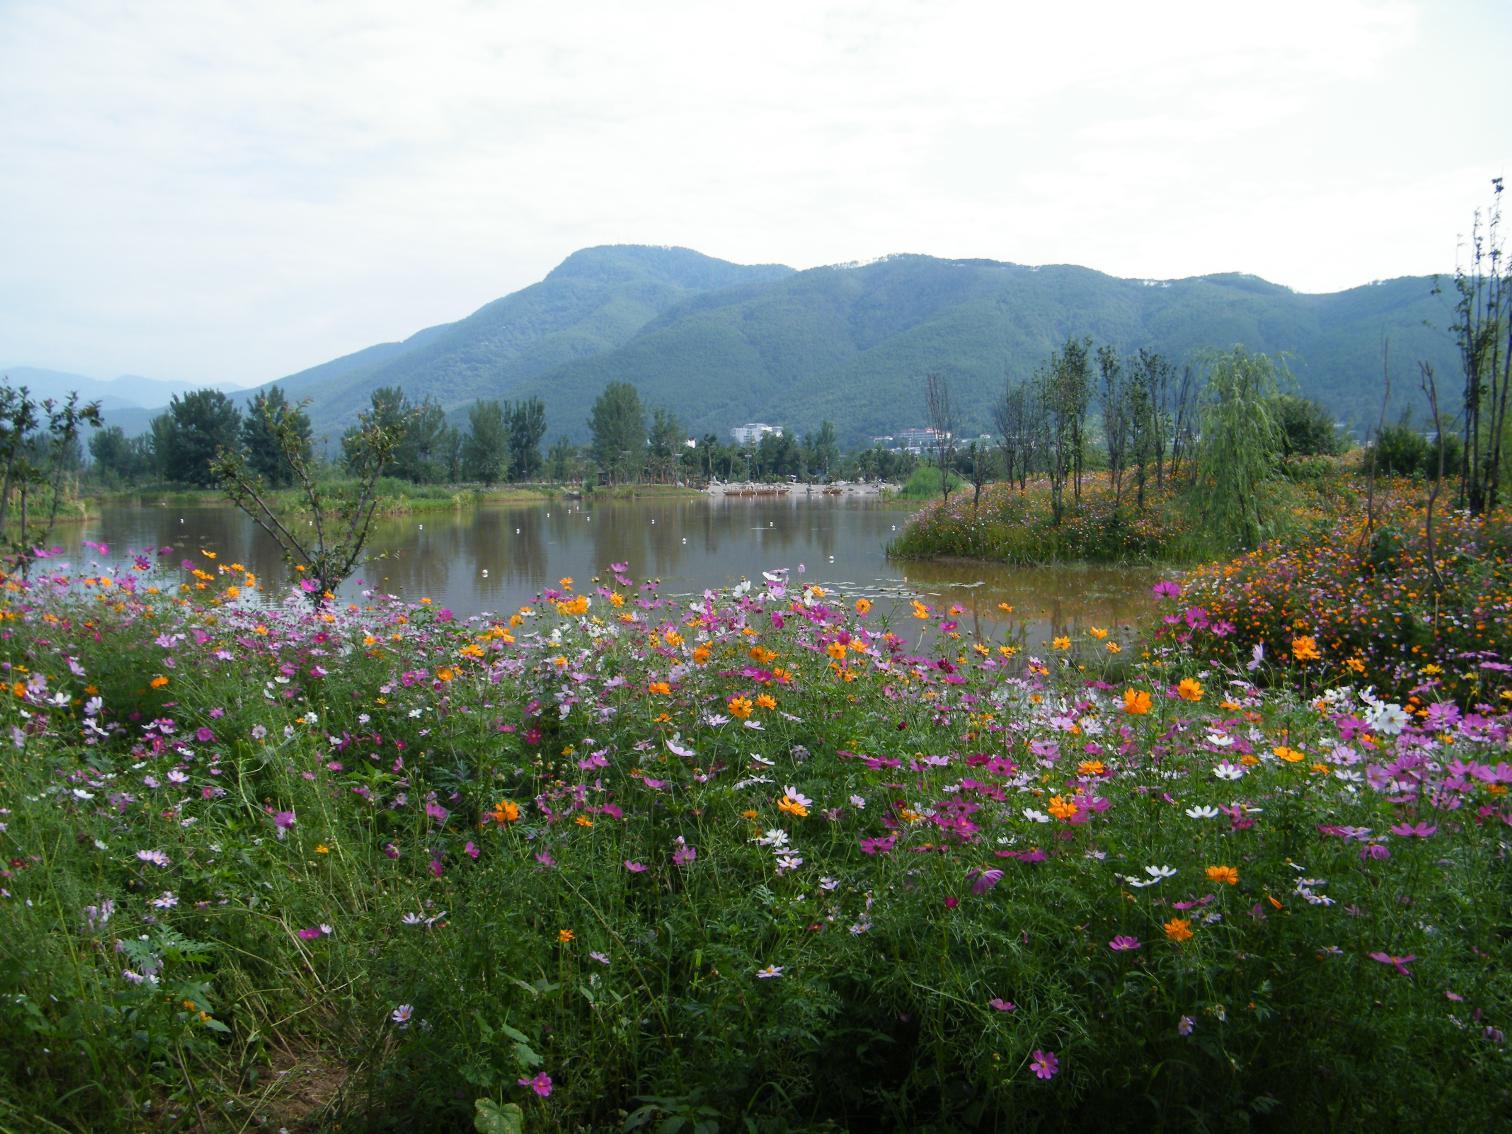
[{"left": 65, "top": 245, "right": 1458, "bottom": 447}]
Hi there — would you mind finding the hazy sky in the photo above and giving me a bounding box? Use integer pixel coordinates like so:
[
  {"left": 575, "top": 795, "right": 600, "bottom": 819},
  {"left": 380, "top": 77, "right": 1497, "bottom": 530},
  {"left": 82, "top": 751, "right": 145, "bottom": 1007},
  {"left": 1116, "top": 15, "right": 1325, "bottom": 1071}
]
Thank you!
[{"left": 3, "top": 0, "right": 1507, "bottom": 386}]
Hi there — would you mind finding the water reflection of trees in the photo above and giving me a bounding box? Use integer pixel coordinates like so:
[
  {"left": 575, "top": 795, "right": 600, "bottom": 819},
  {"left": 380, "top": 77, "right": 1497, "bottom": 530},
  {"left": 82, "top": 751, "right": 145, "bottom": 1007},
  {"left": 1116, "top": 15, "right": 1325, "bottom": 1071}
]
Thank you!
[{"left": 62, "top": 501, "right": 1159, "bottom": 634}]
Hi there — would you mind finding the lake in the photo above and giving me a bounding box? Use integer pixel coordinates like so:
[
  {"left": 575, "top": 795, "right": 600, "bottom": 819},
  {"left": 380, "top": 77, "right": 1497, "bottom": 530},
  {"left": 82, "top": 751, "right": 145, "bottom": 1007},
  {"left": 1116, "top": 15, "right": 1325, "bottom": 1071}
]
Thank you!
[{"left": 62, "top": 494, "right": 1161, "bottom": 639}]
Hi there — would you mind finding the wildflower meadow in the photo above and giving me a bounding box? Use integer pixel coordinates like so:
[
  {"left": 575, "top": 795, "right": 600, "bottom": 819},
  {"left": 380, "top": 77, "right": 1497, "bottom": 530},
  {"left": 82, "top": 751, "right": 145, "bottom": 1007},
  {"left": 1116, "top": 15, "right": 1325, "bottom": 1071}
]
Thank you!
[{"left": 0, "top": 547, "right": 1507, "bottom": 1132}]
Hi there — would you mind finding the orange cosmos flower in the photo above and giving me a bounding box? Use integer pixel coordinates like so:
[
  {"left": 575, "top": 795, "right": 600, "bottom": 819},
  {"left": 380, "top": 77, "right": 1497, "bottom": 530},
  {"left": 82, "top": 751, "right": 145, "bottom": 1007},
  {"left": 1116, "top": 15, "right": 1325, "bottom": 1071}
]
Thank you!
[
  {"left": 1205, "top": 865, "right": 1239, "bottom": 886},
  {"left": 1164, "top": 917, "right": 1194, "bottom": 942},
  {"left": 1291, "top": 636, "right": 1321, "bottom": 662},
  {"left": 855, "top": 597, "right": 872, "bottom": 616},
  {"left": 1123, "top": 688, "right": 1152, "bottom": 715},
  {"left": 489, "top": 800, "right": 521, "bottom": 824},
  {"left": 1047, "top": 794, "right": 1079, "bottom": 820},
  {"left": 727, "top": 696, "right": 753, "bottom": 719},
  {"left": 1176, "top": 678, "right": 1204, "bottom": 702}
]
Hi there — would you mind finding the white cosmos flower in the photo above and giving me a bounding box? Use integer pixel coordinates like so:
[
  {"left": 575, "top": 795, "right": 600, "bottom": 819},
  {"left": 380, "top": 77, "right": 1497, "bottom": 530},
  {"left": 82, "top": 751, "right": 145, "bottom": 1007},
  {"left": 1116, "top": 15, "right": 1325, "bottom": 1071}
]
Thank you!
[
  {"left": 1144, "top": 864, "right": 1178, "bottom": 880},
  {"left": 1205, "top": 733, "right": 1234, "bottom": 747},
  {"left": 1185, "top": 805, "right": 1222, "bottom": 819},
  {"left": 1022, "top": 808, "right": 1051, "bottom": 823},
  {"left": 1214, "top": 762, "right": 1246, "bottom": 781}
]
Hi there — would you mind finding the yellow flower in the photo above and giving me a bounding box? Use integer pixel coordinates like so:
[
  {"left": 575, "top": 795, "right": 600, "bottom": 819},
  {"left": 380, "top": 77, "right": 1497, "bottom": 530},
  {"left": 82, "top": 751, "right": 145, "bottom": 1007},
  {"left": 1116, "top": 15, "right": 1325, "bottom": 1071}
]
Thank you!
[
  {"left": 1164, "top": 917, "right": 1194, "bottom": 942},
  {"left": 557, "top": 928, "right": 575, "bottom": 944},
  {"left": 1205, "top": 865, "right": 1239, "bottom": 886},
  {"left": 1176, "top": 678, "right": 1203, "bottom": 702},
  {"left": 648, "top": 681, "right": 672, "bottom": 695},
  {"left": 1077, "top": 759, "right": 1106, "bottom": 777},
  {"left": 1052, "top": 636, "right": 1071, "bottom": 651},
  {"left": 756, "top": 693, "right": 777, "bottom": 710},
  {"left": 997, "top": 602, "right": 1015, "bottom": 613},
  {"left": 559, "top": 577, "right": 573, "bottom": 591},
  {"left": 728, "top": 696, "right": 753, "bottom": 719},
  {"left": 855, "top": 597, "right": 872, "bottom": 616},
  {"left": 826, "top": 641, "right": 848, "bottom": 661},
  {"left": 315, "top": 844, "right": 330, "bottom": 855},
  {"left": 1088, "top": 626, "right": 1108, "bottom": 640},
  {"left": 1105, "top": 641, "right": 1122, "bottom": 654},
  {"left": 1272, "top": 745, "right": 1305, "bottom": 763},
  {"left": 1291, "top": 636, "right": 1321, "bottom": 662},
  {"left": 911, "top": 600, "right": 930, "bottom": 620}
]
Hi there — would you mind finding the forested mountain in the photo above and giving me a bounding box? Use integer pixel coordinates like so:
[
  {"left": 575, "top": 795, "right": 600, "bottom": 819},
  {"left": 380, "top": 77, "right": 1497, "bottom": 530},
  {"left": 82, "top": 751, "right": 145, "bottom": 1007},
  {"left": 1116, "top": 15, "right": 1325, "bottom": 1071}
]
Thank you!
[
  {"left": 83, "top": 245, "right": 1459, "bottom": 447},
  {"left": 266, "top": 245, "right": 794, "bottom": 430},
  {"left": 513, "top": 257, "right": 1456, "bottom": 445}
]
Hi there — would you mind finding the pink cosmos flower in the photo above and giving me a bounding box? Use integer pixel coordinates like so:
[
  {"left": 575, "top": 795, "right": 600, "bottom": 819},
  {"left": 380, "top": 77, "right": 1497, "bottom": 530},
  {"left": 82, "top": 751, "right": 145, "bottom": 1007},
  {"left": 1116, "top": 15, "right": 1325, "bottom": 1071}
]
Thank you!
[
  {"left": 517, "top": 1072, "right": 552, "bottom": 1097},
  {"left": 1368, "top": 951, "right": 1416, "bottom": 976},
  {"left": 1108, "top": 935, "right": 1142, "bottom": 952},
  {"left": 1029, "top": 1049, "right": 1059, "bottom": 1079}
]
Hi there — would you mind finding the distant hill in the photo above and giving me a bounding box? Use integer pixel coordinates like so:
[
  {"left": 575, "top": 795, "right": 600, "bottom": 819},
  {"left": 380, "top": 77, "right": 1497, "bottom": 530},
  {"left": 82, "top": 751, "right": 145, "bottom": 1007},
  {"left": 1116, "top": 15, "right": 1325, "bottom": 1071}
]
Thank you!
[
  {"left": 67, "top": 245, "right": 1461, "bottom": 447},
  {"left": 0, "top": 367, "right": 242, "bottom": 415}
]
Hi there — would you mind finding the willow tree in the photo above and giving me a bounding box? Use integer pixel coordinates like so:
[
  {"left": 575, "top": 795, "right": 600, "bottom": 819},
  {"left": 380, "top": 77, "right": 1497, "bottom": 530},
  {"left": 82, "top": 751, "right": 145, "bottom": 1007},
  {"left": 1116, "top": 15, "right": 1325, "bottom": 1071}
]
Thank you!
[{"left": 1193, "top": 347, "right": 1281, "bottom": 550}]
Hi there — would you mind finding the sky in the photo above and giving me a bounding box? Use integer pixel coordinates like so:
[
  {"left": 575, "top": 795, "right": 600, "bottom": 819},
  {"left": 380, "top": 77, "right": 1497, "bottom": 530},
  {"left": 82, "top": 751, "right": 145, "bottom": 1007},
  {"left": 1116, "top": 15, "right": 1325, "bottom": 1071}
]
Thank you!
[{"left": 2, "top": 0, "right": 1508, "bottom": 387}]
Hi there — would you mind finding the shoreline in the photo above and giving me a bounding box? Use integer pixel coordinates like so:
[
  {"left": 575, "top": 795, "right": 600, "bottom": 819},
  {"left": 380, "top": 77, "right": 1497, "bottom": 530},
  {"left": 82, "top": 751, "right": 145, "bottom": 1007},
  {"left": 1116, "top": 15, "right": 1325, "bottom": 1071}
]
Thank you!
[{"left": 702, "top": 479, "right": 891, "bottom": 498}]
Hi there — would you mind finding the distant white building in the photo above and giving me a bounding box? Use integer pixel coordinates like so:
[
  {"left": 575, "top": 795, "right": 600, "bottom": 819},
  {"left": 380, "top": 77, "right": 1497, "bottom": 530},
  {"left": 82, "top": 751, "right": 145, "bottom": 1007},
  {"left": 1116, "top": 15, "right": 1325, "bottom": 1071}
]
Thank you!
[
  {"left": 731, "top": 422, "right": 784, "bottom": 446},
  {"left": 890, "top": 427, "right": 951, "bottom": 454}
]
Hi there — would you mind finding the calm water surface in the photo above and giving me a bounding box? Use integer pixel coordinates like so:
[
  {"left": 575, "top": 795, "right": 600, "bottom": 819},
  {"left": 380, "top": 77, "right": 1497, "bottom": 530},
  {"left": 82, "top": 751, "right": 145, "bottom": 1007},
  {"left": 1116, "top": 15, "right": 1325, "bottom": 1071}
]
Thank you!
[{"left": 67, "top": 496, "right": 1161, "bottom": 640}]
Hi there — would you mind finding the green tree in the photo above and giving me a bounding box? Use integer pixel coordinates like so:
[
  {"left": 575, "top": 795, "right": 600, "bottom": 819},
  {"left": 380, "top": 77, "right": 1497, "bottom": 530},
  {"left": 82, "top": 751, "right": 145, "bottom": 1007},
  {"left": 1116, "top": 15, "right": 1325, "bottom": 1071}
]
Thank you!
[
  {"left": 993, "top": 378, "right": 1039, "bottom": 490},
  {"left": 88, "top": 425, "right": 147, "bottom": 484},
  {"left": 546, "top": 437, "right": 586, "bottom": 484},
  {"left": 462, "top": 400, "right": 510, "bottom": 485},
  {"left": 803, "top": 421, "right": 840, "bottom": 482},
  {"left": 588, "top": 382, "right": 645, "bottom": 485},
  {"left": 241, "top": 388, "right": 311, "bottom": 488},
  {"left": 1037, "top": 339, "right": 1092, "bottom": 524},
  {"left": 0, "top": 385, "right": 101, "bottom": 572},
  {"left": 1194, "top": 347, "right": 1283, "bottom": 549},
  {"left": 646, "top": 407, "right": 685, "bottom": 484},
  {"left": 506, "top": 398, "right": 547, "bottom": 482},
  {"left": 1274, "top": 394, "right": 1343, "bottom": 458},
  {"left": 153, "top": 388, "right": 242, "bottom": 486},
  {"left": 397, "top": 399, "right": 450, "bottom": 484}
]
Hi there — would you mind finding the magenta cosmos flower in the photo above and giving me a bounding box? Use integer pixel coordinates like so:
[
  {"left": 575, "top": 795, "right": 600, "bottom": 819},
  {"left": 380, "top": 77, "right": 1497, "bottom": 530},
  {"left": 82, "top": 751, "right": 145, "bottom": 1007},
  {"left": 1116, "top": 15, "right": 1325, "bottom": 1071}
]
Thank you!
[
  {"left": 1108, "top": 935, "right": 1142, "bottom": 952},
  {"left": 1029, "top": 1049, "right": 1059, "bottom": 1079}
]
